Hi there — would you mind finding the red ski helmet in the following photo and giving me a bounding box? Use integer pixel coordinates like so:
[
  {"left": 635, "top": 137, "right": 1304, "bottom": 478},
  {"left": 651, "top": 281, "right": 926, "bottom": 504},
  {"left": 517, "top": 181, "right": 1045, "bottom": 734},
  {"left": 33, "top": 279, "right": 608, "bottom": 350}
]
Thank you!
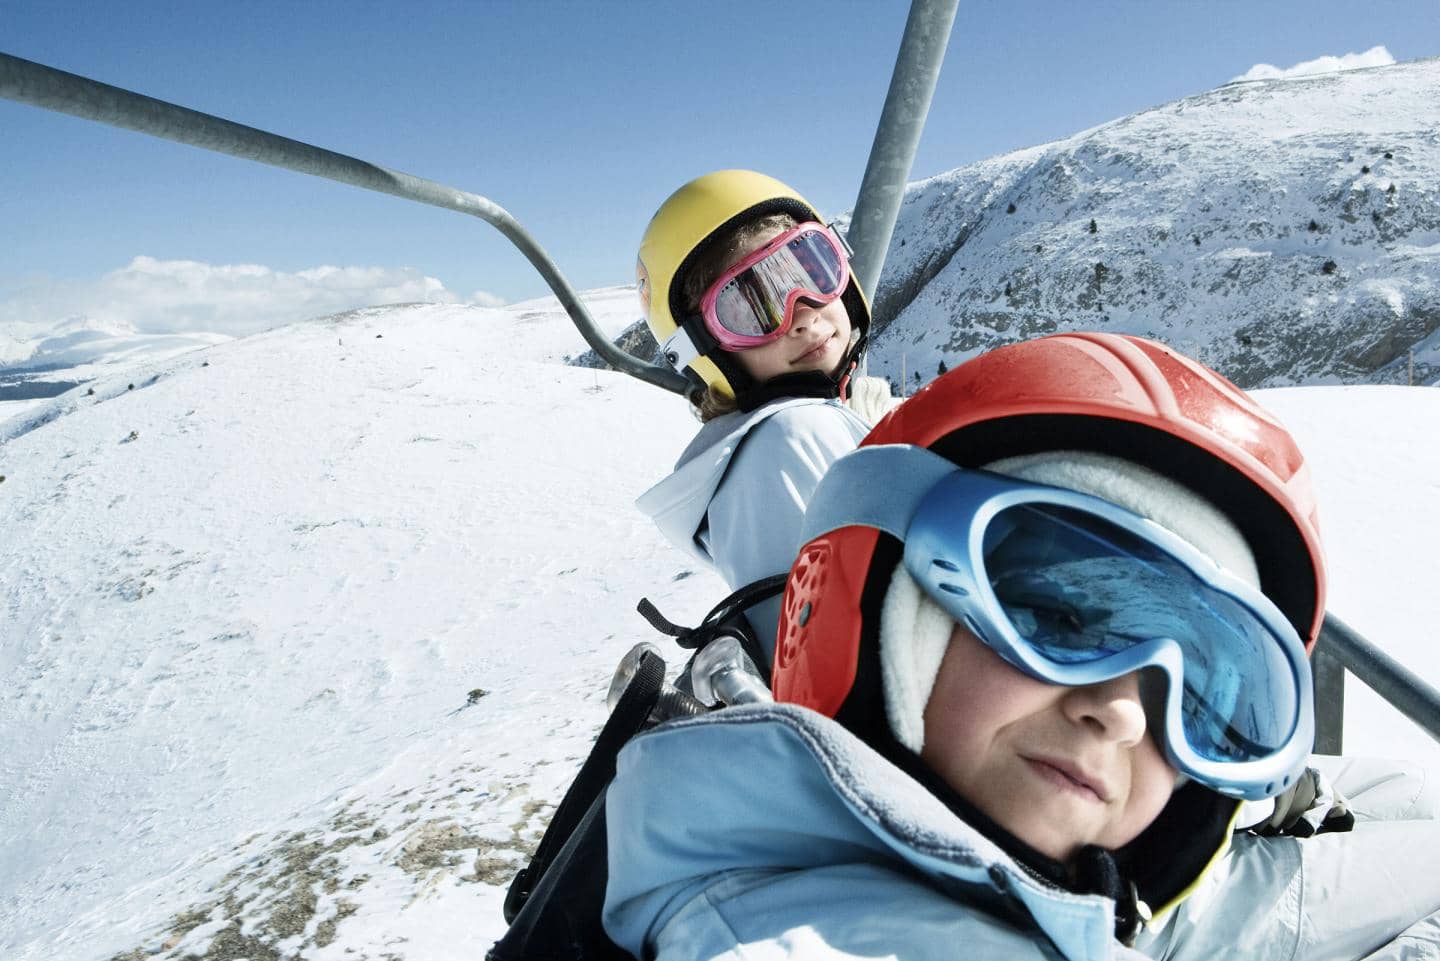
[{"left": 772, "top": 332, "right": 1326, "bottom": 720}]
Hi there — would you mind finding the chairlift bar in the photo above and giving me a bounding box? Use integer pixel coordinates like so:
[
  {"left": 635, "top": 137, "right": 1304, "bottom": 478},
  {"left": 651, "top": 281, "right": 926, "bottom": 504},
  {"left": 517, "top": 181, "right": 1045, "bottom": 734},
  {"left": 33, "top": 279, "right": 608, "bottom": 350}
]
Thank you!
[
  {"left": 847, "top": 0, "right": 959, "bottom": 311},
  {"left": 1317, "top": 612, "right": 1440, "bottom": 747},
  {"left": 1310, "top": 642, "right": 1346, "bottom": 754},
  {"left": 0, "top": 51, "right": 688, "bottom": 395}
]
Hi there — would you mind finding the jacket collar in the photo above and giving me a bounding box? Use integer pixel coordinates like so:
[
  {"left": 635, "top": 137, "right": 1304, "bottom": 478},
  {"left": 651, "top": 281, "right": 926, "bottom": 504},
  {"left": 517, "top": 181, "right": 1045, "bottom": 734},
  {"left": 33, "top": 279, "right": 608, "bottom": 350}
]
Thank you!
[{"left": 612, "top": 704, "right": 1124, "bottom": 961}]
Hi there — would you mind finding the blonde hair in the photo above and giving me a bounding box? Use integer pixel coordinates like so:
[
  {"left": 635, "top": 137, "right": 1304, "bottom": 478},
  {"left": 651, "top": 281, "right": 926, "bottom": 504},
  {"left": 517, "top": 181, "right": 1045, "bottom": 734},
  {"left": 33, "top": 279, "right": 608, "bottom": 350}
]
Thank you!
[
  {"left": 682, "top": 212, "right": 799, "bottom": 422},
  {"left": 694, "top": 385, "right": 739, "bottom": 421}
]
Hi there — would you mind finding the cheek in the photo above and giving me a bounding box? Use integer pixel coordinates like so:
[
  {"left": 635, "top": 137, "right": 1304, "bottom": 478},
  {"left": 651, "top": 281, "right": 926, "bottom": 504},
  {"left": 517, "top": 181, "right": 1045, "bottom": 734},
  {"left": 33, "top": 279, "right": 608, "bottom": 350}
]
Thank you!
[
  {"left": 734, "top": 340, "right": 789, "bottom": 381},
  {"left": 1133, "top": 738, "right": 1178, "bottom": 814},
  {"left": 920, "top": 637, "right": 1037, "bottom": 779},
  {"left": 1107, "top": 738, "right": 1178, "bottom": 847}
]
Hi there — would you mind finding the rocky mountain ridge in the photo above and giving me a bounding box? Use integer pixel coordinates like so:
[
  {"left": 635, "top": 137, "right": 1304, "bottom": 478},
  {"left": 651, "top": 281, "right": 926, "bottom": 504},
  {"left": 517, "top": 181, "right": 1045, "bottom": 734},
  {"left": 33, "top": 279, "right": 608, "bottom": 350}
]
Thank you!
[
  {"left": 579, "top": 57, "right": 1440, "bottom": 392},
  {"left": 867, "top": 56, "right": 1440, "bottom": 390}
]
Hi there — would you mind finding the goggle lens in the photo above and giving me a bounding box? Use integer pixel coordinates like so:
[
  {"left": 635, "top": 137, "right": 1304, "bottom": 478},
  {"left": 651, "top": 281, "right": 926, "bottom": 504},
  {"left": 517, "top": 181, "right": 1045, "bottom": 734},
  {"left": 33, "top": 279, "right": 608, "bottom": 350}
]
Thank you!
[
  {"left": 982, "top": 503, "right": 1298, "bottom": 761},
  {"left": 704, "top": 225, "right": 848, "bottom": 346}
]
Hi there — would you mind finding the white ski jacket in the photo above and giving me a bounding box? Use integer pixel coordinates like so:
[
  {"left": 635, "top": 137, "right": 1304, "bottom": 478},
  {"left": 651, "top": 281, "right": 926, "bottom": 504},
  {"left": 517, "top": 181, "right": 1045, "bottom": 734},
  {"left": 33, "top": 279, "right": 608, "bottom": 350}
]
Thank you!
[
  {"left": 636, "top": 398, "right": 871, "bottom": 657},
  {"left": 604, "top": 704, "right": 1440, "bottom": 961}
]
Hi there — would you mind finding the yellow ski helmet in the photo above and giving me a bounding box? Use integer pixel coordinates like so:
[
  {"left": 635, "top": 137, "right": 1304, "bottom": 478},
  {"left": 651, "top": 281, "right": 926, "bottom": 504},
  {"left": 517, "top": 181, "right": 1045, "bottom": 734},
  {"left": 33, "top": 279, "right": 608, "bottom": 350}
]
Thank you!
[{"left": 637, "top": 169, "right": 871, "bottom": 404}]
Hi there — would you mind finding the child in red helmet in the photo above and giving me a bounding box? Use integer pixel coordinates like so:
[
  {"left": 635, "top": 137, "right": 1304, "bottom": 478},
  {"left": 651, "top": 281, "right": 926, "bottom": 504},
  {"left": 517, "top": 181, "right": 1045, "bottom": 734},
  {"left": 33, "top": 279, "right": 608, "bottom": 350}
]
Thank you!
[
  {"left": 605, "top": 334, "right": 1440, "bottom": 960},
  {"left": 635, "top": 170, "right": 895, "bottom": 652}
]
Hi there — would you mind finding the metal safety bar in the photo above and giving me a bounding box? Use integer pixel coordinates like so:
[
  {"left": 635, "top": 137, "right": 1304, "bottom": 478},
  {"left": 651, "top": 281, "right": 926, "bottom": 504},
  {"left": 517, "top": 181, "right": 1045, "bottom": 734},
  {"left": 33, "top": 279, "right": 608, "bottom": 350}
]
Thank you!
[
  {"left": 3, "top": 0, "right": 958, "bottom": 393},
  {"left": 0, "top": 51, "right": 689, "bottom": 395},
  {"left": 1313, "top": 612, "right": 1440, "bottom": 754},
  {"left": 847, "top": 0, "right": 960, "bottom": 309}
]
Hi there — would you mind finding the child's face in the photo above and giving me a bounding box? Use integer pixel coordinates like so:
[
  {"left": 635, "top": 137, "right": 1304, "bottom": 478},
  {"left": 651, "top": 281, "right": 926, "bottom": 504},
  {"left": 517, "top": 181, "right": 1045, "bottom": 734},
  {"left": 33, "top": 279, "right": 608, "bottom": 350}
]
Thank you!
[
  {"left": 921, "top": 623, "right": 1177, "bottom": 863},
  {"left": 722, "top": 226, "right": 853, "bottom": 384}
]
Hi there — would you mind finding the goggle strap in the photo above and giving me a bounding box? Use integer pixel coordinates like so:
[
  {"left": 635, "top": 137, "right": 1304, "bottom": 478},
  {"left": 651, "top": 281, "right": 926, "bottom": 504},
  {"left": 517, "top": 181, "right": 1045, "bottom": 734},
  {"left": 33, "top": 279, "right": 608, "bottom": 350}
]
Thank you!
[
  {"left": 796, "top": 444, "right": 956, "bottom": 548},
  {"left": 660, "top": 326, "right": 702, "bottom": 372},
  {"left": 837, "top": 361, "right": 855, "bottom": 403}
]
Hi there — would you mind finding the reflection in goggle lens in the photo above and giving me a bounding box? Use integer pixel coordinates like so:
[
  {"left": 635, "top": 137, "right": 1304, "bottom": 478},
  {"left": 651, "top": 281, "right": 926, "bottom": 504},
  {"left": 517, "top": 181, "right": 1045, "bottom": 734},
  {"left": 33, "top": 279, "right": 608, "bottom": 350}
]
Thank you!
[
  {"left": 712, "top": 230, "right": 845, "bottom": 338},
  {"left": 983, "top": 503, "right": 1296, "bottom": 763}
]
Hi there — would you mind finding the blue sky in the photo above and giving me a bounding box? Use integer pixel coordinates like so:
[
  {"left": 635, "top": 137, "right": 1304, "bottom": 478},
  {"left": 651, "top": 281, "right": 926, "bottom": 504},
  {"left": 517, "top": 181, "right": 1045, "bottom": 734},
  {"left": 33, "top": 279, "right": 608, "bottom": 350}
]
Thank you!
[{"left": 3, "top": 0, "right": 1438, "bottom": 342}]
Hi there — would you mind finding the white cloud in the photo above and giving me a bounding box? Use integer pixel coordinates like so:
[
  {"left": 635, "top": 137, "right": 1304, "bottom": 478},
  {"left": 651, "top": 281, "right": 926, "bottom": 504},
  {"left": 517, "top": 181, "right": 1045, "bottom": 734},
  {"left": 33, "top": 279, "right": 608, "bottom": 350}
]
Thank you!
[
  {"left": 1233, "top": 45, "right": 1395, "bottom": 83},
  {"left": 0, "top": 257, "right": 506, "bottom": 347},
  {"left": 467, "top": 289, "right": 508, "bottom": 308}
]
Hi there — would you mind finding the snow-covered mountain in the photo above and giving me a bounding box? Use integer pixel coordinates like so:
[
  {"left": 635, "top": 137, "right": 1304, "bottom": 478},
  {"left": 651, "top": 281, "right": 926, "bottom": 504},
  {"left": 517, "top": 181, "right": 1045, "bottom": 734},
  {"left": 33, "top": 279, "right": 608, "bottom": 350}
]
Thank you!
[
  {"left": 2, "top": 316, "right": 230, "bottom": 374},
  {"left": 0, "top": 316, "right": 230, "bottom": 421},
  {"left": 868, "top": 57, "right": 1440, "bottom": 391},
  {"left": 2, "top": 290, "right": 1438, "bottom": 961}
]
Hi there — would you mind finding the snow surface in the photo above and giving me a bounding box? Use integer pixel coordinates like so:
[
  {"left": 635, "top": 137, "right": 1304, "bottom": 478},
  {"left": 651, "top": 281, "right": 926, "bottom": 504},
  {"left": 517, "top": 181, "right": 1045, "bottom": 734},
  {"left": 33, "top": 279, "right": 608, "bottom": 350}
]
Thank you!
[
  {"left": 2, "top": 288, "right": 1437, "bottom": 960},
  {"left": 0, "top": 293, "right": 705, "bottom": 960}
]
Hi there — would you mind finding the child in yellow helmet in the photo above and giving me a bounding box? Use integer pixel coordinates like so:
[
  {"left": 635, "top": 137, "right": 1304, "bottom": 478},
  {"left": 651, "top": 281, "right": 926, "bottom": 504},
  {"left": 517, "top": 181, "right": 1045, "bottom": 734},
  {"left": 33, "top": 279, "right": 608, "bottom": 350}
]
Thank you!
[{"left": 635, "top": 170, "right": 894, "bottom": 654}]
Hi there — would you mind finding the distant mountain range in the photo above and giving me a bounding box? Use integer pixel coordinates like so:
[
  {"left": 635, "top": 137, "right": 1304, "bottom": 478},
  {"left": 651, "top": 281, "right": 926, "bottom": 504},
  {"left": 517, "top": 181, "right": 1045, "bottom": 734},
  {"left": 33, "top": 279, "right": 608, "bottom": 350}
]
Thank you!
[{"left": 0, "top": 317, "right": 229, "bottom": 402}]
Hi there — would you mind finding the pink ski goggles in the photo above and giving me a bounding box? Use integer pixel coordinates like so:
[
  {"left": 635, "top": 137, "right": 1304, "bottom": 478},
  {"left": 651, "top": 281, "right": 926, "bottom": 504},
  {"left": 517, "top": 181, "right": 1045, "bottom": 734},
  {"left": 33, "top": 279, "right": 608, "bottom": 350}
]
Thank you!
[{"left": 698, "top": 222, "right": 850, "bottom": 351}]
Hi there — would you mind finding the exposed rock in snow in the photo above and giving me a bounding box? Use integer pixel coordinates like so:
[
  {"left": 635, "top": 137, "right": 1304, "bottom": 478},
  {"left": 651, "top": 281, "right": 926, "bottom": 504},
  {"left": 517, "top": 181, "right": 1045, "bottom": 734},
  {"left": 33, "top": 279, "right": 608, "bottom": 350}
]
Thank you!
[{"left": 867, "top": 57, "right": 1440, "bottom": 393}]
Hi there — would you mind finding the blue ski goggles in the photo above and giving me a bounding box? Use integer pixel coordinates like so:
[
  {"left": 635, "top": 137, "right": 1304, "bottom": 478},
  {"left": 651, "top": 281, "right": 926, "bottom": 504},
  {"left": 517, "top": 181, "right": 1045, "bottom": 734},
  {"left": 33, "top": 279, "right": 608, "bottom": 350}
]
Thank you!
[{"left": 801, "top": 445, "right": 1314, "bottom": 801}]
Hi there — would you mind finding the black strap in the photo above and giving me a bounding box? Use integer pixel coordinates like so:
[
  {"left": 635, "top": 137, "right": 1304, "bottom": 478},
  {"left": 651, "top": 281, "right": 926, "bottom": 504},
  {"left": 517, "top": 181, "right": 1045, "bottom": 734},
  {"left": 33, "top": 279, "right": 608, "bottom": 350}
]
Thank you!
[
  {"left": 488, "top": 794, "right": 633, "bottom": 961},
  {"left": 733, "top": 331, "right": 868, "bottom": 412},
  {"left": 704, "top": 573, "right": 789, "bottom": 636},
  {"left": 1074, "top": 844, "right": 1141, "bottom": 946},
  {"left": 635, "top": 597, "right": 689, "bottom": 639},
  {"left": 501, "top": 650, "right": 665, "bottom": 924},
  {"left": 637, "top": 574, "right": 788, "bottom": 651},
  {"left": 636, "top": 574, "right": 787, "bottom": 686}
]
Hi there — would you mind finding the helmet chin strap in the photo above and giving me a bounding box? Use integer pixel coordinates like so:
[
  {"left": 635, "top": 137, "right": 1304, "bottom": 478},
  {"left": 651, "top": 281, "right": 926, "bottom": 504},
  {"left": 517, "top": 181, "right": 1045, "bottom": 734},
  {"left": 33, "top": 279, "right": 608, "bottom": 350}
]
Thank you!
[
  {"left": 732, "top": 333, "right": 866, "bottom": 413},
  {"left": 734, "top": 369, "right": 841, "bottom": 412},
  {"left": 837, "top": 363, "right": 854, "bottom": 403}
]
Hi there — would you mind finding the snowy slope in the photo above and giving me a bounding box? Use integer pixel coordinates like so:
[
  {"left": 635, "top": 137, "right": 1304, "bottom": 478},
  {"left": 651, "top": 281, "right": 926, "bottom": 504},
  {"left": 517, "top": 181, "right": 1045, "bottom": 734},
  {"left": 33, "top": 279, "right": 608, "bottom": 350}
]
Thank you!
[
  {"left": 0, "top": 297, "right": 710, "bottom": 960},
  {"left": 2, "top": 307, "right": 1438, "bottom": 958},
  {"left": 868, "top": 57, "right": 1440, "bottom": 391}
]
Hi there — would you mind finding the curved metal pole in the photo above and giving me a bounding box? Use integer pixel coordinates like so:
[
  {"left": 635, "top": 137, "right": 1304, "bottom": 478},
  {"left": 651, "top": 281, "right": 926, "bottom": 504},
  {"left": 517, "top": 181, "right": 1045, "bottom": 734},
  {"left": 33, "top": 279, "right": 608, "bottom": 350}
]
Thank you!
[
  {"left": 0, "top": 51, "right": 687, "bottom": 395},
  {"left": 847, "top": 0, "right": 959, "bottom": 315},
  {"left": 1318, "top": 612, "right": 1440, "bottom": 747}
]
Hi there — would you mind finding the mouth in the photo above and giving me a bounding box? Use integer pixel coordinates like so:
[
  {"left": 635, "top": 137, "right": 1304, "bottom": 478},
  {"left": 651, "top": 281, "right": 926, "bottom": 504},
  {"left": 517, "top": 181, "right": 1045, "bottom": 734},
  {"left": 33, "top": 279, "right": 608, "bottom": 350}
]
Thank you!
[
  {"left": 792, "top": 332, "right": 836, "bottom": 365},
  {"left": 1023, "top": 756, "right": 1110, "bottom": 802}
]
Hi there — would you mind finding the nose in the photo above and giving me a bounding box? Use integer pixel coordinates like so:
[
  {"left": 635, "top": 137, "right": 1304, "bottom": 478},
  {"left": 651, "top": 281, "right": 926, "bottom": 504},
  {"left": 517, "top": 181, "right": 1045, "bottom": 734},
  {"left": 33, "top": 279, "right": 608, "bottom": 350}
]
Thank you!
[
  {"left": 783, "top": 304, "right": 817, "bottom": 334},
  {"left": 1061, "top": 671, "right": 1149, "bottom": 747},
  {"left": 787, "top": 300, "right": 819, "bottom": 334}
]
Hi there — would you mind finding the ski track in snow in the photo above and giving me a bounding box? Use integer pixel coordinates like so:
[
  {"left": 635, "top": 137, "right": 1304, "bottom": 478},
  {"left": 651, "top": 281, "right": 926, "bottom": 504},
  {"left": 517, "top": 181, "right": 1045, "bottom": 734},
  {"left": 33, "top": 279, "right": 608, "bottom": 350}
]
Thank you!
[{"left": 2, "top": 277, "right": 1439, "bottom": 955}]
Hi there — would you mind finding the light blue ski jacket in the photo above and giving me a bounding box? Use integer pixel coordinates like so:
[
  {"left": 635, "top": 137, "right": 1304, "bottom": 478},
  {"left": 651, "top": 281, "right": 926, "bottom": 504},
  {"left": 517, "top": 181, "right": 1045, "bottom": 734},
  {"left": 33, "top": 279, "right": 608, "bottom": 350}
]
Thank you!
[
  {"left": 636, "top": 399, "right": 870, "bottom": 655},
  {"left": 603, "top": 704, "right": 1440, "bottom": 961}
]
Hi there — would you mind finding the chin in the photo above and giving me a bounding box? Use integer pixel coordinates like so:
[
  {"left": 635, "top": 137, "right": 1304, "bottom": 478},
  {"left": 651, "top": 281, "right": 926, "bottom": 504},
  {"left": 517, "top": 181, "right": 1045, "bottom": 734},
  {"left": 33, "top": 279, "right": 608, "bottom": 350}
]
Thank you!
[
  {"left": 1005, "top": 818, "right": 1085, "bottom": 863},
  {"left": 807, "top": 344, "right": 843, "bottom": 374}
]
